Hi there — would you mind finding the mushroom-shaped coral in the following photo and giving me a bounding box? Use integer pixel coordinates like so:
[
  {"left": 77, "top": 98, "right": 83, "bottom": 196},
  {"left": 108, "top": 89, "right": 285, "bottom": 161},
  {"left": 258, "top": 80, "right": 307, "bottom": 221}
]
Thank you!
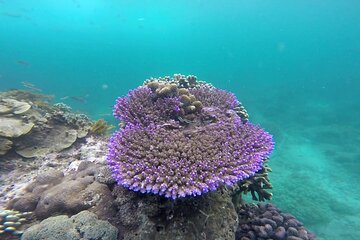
[{"left": 108, "top": 75, "right": 274, "bottom": 199}]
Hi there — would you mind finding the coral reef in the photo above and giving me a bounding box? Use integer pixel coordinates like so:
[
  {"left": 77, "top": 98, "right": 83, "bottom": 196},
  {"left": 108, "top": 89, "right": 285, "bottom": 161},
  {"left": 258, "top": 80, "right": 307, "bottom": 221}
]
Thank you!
[
  {"left": 7, "top": 162, "right": 116, "bottom": 221},
  {"left": 0, "top": 90, "right": 92, "bottom": 158},
  {"left": 112, "top": 185, "right": 238, "bottom": 240},
  {"left": 15, "top": 125, "right": 78, "bottom": 158},
  {"left": 188, "top": 86, "right": 239, "bottom": 111},
  {"left": 108, "top": 74, "right": 274, "bottom": 199},
  {"left": 46, "top": 102, "right": 92, "bottom": 138},
  {"left": 0, "top": 98, "right": 34, "bottom": 139},
  {"left": 236, "top": 203, "right": 316, "bottom": 240},
  {"left": 0, "top": 135, "right": 109, "bottom": 208},
  {"left": 21, "top": 211, "right": 118, "bottom": 240},
  {"left": 0, "top": 81, "right": 318, "bottom": 240},
  {"left": 108, "top": 118, "right": 273, "bottom": 199},
  {"left": 143, "top": 73, "right": 208, "bottom": 89},
  {"left": 2, "top": 135, "right": 243, "bottom": 240},
  {"left": 143, "top": 74, "right": 249, "bottom": 122}
]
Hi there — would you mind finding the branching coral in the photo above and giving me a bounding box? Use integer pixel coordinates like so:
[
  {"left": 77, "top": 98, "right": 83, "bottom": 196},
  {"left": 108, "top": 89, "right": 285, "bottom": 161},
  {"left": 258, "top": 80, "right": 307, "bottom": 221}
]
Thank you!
[
  {"left": 237, "top": 159, "right": 273, "bottom": 202},
  {"left": 113, "top": 86, "right": 180, "bottom": 127},
  {"left": 108, "top": 74, "right": 274, "bottom": 199},
  {"left": 188, "top": 86, "right": 239, "bottom": 110}
]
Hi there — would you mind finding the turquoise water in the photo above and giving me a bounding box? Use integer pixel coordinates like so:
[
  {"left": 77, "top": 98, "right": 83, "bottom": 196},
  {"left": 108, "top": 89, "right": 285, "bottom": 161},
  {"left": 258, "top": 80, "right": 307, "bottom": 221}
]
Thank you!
[{"left": 1, "top": 0, "right": 359, "bottom": 239}]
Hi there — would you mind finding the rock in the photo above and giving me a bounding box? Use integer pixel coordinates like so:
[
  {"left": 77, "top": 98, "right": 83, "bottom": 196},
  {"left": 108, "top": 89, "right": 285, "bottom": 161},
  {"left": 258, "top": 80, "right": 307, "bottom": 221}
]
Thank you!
[
  {"left": 0, "top": 98, "right": 31, "bottom": 115},
  {"left": 95, "top": 166, "right": 116, "bottom": 185},
  {"left": 77, "top": 127, "right": 89, "bottom": 138},
  {"left": 0, "top": 91, "right": 93, "bottom": 158},
  {"left": 113, "top": 186, "right": 238, "bottom": 240},
  {"left": 15, "top": 125, "right": 77, "bottom": 158},
  {"left": 0, "top": 104, "right": 12, "bottom": 114},
  {"left": 0, "top": 137, "right": 13, "bottom": 156},
  {"left": 8, "top": 163, "right": 116, "bottom": 221},
  {"left": 11, "top": 192, "right": 39, "bottom": 212},
  {"left": 33, "top": 175, "right": 109, "bottom": 219},
  {"left": 0, "top": 117, "right": 34, "bottom": 138},
  {"left": 6, "top": 99, "right": 31, "bottom": 115},
  {"left": 21, "top": 211, "right": 118, "bottom": 240},
  {"left": 71, "top": 211, "right": 118, "bottom": 240}
]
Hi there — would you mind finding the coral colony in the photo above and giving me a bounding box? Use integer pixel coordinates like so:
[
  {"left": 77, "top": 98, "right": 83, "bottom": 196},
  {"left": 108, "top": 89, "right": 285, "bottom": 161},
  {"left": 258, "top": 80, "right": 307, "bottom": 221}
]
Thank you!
[{"left": 107, "top": 74, "right": 274, "bottom": 199}]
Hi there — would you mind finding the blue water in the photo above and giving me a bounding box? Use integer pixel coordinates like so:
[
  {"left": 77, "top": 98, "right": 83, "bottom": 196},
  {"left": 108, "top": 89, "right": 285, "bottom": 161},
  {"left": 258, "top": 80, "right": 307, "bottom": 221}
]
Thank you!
[{"left": 1, "top": 0, "right": 360, "bottom": 239}]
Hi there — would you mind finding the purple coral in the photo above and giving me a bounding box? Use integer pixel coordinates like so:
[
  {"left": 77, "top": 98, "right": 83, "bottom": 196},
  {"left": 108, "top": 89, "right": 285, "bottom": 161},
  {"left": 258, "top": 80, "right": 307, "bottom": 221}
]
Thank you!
[
  {"left": 108, "top": 117, "right": 274, "bottom": 199},
  {"left": 108, "top": 78, "right": 274, "bottom": 199},
  {"left": 113, "top": 86, "right": 180, "bottom": 126},
  {"left": 189, "top": 86, "right": 240, "bottom": 110}
]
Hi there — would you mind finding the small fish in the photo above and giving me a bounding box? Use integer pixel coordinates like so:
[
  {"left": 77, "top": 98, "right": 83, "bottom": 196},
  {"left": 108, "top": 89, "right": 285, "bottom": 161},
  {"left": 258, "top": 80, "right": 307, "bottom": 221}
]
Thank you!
[
  {"left": 16, "top": 60, "right": 29, "bottom": 66},
  {"left": 21, "top": 81, "right": 42, "bottom": 92},
  {"left": 61, "top": 95, "right": 88, "bottom": 103},
  {"left": 70, "top": 96, "right": 87, "bottom": 103},
  {"left": 60, "top": 96, "right": 69, "bottom": 100},
  {"left": 21, "top": 81, "right": 35, "bottom": 87},
  {"left": 1, "top": 12, "right": 22, "bottom": 18},
  {"left": 98, "top": 113, "right": 112, "bottom": 117}
]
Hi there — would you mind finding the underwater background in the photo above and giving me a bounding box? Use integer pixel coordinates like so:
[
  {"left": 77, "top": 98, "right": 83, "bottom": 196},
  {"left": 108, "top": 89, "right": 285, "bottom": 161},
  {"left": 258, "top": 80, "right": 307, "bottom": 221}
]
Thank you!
[{"left": 0, "top": 0, "right": 359, "bottom": 239}]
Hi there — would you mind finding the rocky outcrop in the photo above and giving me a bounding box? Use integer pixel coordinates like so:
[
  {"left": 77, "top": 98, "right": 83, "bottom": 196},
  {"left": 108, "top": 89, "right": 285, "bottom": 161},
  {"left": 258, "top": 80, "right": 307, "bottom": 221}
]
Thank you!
[
  {"left": 21, "top": 211, "right": 118, "bottom": 240},
  {"left": 8, "top": 163, "right": 116, "bottom": 221},
  {"left": 0, "top": 90, "right": 92, "bottom": 157},
  {"left": 112, "top": 186, "right": 238, "bottom": 240}
]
